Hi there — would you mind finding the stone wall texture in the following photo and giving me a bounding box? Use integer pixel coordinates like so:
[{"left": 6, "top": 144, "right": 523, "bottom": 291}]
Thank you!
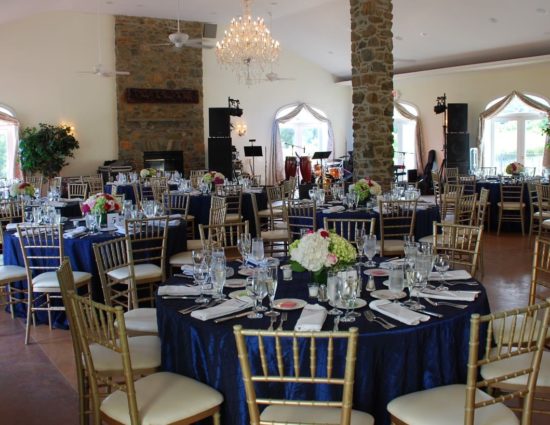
[
  {"left": 350, "top": 0, "right": 394, "bottom": 189},
  {"left": 115, "top": 15, "right": 205, "bottom": 174}
]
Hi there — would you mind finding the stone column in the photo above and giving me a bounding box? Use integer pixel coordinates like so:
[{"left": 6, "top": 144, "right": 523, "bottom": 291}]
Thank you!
[{"left": 350, "top": 0, "right": 394, "bottom": 189}]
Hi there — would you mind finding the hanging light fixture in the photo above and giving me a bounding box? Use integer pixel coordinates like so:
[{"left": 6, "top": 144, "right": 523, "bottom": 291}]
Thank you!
[{"left": 216, "top": 0, "right": 281, "bottom": 84}]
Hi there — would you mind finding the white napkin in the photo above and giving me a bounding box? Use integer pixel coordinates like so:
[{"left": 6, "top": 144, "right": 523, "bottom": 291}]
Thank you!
[
  {"left": 63, "top": 226, "right": 87, "bottom": 239},
  {"left": 428, "top": 270, "right": 472, "bottom": 281},
  {"left": 322, "top": 205, "right": 346, "bottom": 214},
  {"left": 294, "top": 304, "right": 327, "bottom": 331},
  {"left": 412, "top": 288, "right": 479, "bottom": 302},
  {"left": 46, "top": 201, "right": 67, "bottom": 208},
  {"left": 158, "top": 285, "right": 201, "bottom": 296},
  {"left": 379, "top": 258, "right": 407, "bottom": 269},
  {"left": 369, "top": 300, "right": 430, "bottom": 325},
  {"left": 190, "top": 190, "right": 202, "bottom": 196},
  {"left": 243, "top": 188, "right": 263, "bottom": 194},
  {"left": 191, "top": 298, "right": 253, "bottom": 321},
  {"left": 181, "top": 265, "right": 194, "bottom": 276},
  {"left": 6, "top": 222, "right": 32, "bottom": 231}
]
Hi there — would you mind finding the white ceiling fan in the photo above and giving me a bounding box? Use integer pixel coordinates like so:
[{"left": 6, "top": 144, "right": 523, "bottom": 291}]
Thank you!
[
  {"left": 260, "top": 12, "right": 294, "bottom": 82},
  {"left": 77, "top": 0, "right": 129, "bottom": 77}
]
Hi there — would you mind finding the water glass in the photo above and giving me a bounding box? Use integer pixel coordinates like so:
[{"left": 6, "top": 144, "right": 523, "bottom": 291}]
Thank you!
[
  {"left": 388, "top": 264, "right": 404, "bottom": 293},
  {"left": 245, "top": 277, "right": 262, "bottom": 319},
  {"left": 363, "top": 234, "right": 377, "bottom": 267},
  {"left": 237, "top": 233, "right": 251, "bottom": 266},
  {"left": 210, "top": 259, "right": 227, "bottom": 299},
  {"left": 434, "top": 254, "right": 450, "bottom": 288},
  {"left": 337, "top": 274, "right": 357, "bottom": 323},
  {"left": 194, "top": 262, "right": 210, "bottom": 304},
  {"left": 250, "top": 237, "right": 265, "bottom": 265},
  {"left": 264, "top": 266, "right": 280, "bottom": 317}
]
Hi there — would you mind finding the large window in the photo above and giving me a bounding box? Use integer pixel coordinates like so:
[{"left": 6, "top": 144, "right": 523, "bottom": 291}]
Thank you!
[
  {"left": 0, "top": 105, "right": 18, "bottom": 179},
  {"left": 278, "top": 106, "right": 329, "bottom": 159},
  {"left": 393, "top": 102, "right": 418, "bottom": 171},
  {"left": 482, "top": 94, "right": 548, "bottom": 173}
]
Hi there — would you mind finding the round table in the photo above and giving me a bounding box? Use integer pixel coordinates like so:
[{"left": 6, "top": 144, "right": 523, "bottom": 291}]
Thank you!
[{"left": 156, "top": 262, "right": 489, "bottom": 425}]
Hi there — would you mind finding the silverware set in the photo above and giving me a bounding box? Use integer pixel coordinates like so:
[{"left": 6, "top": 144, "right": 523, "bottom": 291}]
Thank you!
[
  {"left": 364, "top": 310, "right": 396, "bottom": 329},
  {"left": 424, "top": 298, "right": 467, "bottom": 309},
  {"left": 179, "top": 299, "right": 221, "bottom": 315}
]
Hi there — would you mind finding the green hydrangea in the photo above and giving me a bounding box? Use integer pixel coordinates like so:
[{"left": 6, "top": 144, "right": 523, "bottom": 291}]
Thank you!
[{"left": 328, "top": 232, "right": 357, "bottom": 265}]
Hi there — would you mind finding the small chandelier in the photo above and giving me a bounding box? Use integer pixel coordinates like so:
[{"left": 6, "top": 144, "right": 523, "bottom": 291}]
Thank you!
[{"left": 216, "top": 0, "right": 280, "bottom": 84}]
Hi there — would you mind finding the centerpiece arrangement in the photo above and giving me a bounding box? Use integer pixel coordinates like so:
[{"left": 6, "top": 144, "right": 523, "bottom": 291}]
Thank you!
[
  {"left": 81, "top": 193, "right": 121, "bottom": 219},
  {"left": 352, "top": 177, "right": 382, "bottom": 203},
  {"left": 289, "top": 229, "right": 357, "bottom": 284},
  {"left": 140, "top": 168, "right": 157, "bottom": 179},
  {"left": 505, "top": 162, "right": 524, "bottom": 175},
  {"left": 10, "top": 182, "right": 35, "bottom": 198},
  {"left": 202, "top": 171, "right": 225, "bottom": 185}
]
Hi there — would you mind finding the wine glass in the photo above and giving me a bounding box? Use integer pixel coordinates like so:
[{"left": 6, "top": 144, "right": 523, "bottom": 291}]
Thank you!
[
  {"left": 355, "top": 226, "right": 366, "bottom": 266},
  {"left": 364, "top": 234, "right": 377, "bottom": 267},
  {"left": 250, "top": 237, "right": 265, "bottom": 266},
  {"left": 193, "top": 262, "right": 210, "bottom": 304},
  {"left": 253, "top": 268, "right": 268, "bottom": 312},
  {"left": 327, "top": 270, "right": 343, "bottom": 316},
  {"left": 337, "top": 274, "right": 357, "bottom": 323},
  {"left": 264, "top": 266, "right": 280, "bottom": 317},
  {"left": 434, "top": 254, "right": 450, "bottom": 289},
  {"left": 210, "top": 258, "right": 227, "bottom": 299},
  {"left": 245, "top": 276, "right": 263, "bottom": 319},
  {"left": 192, "top": 249, "right": 205, "bottom": 266},
  {"left": 237, "top": 233, "right": 251, "bottom": 267}
]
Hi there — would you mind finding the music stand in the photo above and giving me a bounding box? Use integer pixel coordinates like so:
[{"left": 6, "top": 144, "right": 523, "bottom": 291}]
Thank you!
[
  {"left": 244, "top": 146, "right": 263, "bottom": 179},
  {"left": 312, "top": 151, "right": 332, "bottom": 186}
]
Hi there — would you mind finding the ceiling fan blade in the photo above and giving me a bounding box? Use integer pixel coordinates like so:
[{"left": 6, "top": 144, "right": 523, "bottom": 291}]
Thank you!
[{"left": 185, "top": 39, "right": 215, "bottom": 49}]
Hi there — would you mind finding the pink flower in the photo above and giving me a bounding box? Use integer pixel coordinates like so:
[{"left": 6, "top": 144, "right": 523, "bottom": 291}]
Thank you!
[{"left": 325, "top": 253, "right": 338, "bottom": 266}]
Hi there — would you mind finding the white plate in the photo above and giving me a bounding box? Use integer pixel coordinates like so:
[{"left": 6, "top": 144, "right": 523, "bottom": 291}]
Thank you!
[
  {"left": 226, "top": 267, "right": 235, "bottom": 278},
  {"left": 370, "top": 290, "right": 407, "bottom": 300},
  {"left": 225, "top": 278, "right": 247, "bottom": 288},
  {"left": 229, "top": 289, "right": 249, "bottom": 300},
  {"left": 379, "top": 259, "right": 407, "bottom": 269},
  {"left": 238, "top": 267, "right": 255, "bottom": 277},
  {"left": 334, "top": 298, "right": 367, "bottom": 309},
  {"left": 364, "top": 268, "right": 390, "bottom": 277},
  {"left": 273, "top": 298, "right": 307, "bottom": 310},
  {"left": 99, "top": 226, "right": 117, "bottom": 232}
]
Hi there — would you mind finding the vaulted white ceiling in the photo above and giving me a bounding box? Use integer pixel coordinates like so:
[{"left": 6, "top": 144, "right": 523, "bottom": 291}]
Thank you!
[{"left": 2, "top": 0, "right": 550, "bottom": 80}]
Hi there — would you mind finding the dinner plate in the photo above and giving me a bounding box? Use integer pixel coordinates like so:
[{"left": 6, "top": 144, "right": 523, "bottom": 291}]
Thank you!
[
  {"left": 273, "top": 298, "right": 307, "bottom": 310},
  {"left": 225, "top": 278, "right": 247, "bottom": 288},
  {"left": 238, "top": 267, "right": 255, "bottom": 277},
  {"left": 226, "top": 268, "right": 235, "bottom": 278},
  {"left": 334, "top": 298, "right": 367, "bottom": 309},
  {"left": 229, "top": 289, "right": 249, "bottom": 300},
  {"left": 363, "top": 268, "right": 390, "bottom": 277},
  {"left": 99, "top": 226, "right": 117, "bottom": 232},
  {"left": 379, "top": 259, "right": 407, "bottom": 269},
  {"left": 370, "top": 289, "right": 407, "bottom": 300}
]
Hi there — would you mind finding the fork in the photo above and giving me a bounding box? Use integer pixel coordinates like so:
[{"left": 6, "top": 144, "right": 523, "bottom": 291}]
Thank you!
[
  {"left": 438, "top": 280, "right": 479, "bottom": 287},
  {"left": 364, "top": 310, "right": 396, "bottom": 329},
  {"left": 424, "top": 297, "right": 468, "bottom": 309},
  {"left": 277, "top": 312, "right": 288, "bottom": 330}
]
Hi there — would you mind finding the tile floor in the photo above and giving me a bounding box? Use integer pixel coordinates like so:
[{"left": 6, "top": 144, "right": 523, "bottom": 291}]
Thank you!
[{"left": 0, "top": 231, "right": 546, "bottom": 424}]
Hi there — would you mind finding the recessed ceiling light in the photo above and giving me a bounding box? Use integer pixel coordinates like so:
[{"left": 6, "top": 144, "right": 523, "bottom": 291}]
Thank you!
[
  {"left": 489, "top": 17, "right": 498, "bottom": 23},
  {"left": 536, "top": 8, "right": 547, "bottom": 14},
  {"left": 420, "top": 32, "right": 428, "bottom": 37}
]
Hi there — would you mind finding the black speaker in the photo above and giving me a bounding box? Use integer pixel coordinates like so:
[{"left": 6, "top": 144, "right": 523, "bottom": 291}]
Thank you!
[
  {"left": 208, "top": 137, "right": 233, "bottom": 178},
  {"left": 407, "top": 169, "right": 418, "bottom": 183},
  {"left": 209, "top": 108, "right": 230, "bottom": 138},
  {"left": 447, "top": 103, "right": 468, "bottom": 133},
  {"left": 446, "top": 132, "right": 470, "bottom": 174}
]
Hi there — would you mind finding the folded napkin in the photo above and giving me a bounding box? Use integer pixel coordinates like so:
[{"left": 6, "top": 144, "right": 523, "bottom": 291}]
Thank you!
[
  {"left": 158, "top": 285, "right": 201, "bottom": 296},
  {"left": 243, "top": 188, "right": 263, "bottom": 194},
  {"left": 46, "top": 201, "right": 67, "bottom": 208},
  {"left": 294, "top": 304, "right": 327, "bottom": 331},
  {"left": 322, "top": 205, "right": 346, "bottom": 214},
  {"left": 181, "top": 265, "right": 194, "bottom": 276},
  {"left": 189, "top": 190, "right": 202, "bottom": 196},
  {"left": 191, "top": 298, "right": 253, "bottom": 321},
  {"left": 379, "top": 258, "right": 407, "bottom": 269},
  {"left": 412, "top": 288, "right": 479, "bottom": 302},
  {"left": 428, "top": 270, "right": 472, "bottom": 281},
  {"left": 369, "top": 300, "right": 430, "bottom": 325},
  {"left": 6, "top": 222, "right": 32, "bottom": 231},
  {"left": 63, "top": 226, "right": 87, "bottom": 239}
]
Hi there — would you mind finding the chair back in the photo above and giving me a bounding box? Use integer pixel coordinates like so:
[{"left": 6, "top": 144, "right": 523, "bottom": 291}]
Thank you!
[
  {"left": 69, "top": 291, "right": 140, "bottom": 425},
  {"left": 431, "top": 171, "right": 442, "bottom": 207},
  {"left": 150, "top": 177, "right": 168, "bottom": 203},
  {"left": 459, "top": 174, "right": 476, "bottom": 195},
  {"left": 530, "top": 237, "right": 550, "bottom": 306},
  {"left": 377, "top": 199, "right": 417, "bottom": 256},
  {"left": 445, "top": 167, "right": 459, "bottom": 185},
  {"left": 323, "top": 217, "right": 376, "bottom": 247},
  {"left": 215, "top": 184, "right": 243, "bottom": 220},
  {"left": 282, "top": 177, "right": 296, "bottom": 199},
  {"left": 234, "top": 326, "right": 359, "bottom": 425},
  {"left": 475, "top": 188, "right": 489, "bottom": 226},
  {"left": 441, "top": 183, "right": 464, "bottom": 221},
  {"left": 535, "top": 183, "right": 550, "bottom": 216},
  {"left": 139, "top": 182, "right": 155, "bottom": 204},
  {"left": 465, "top": 300, "right": 550, "bottom": 425},
  {"left": 433, "top": 222, "right": 483, "bottom": 276},
  {"left": 199, "top": 221, "right": 249, "bottom": 260},
  {"left": 67, "top": 183, "right": 88, "bottom": 199},
  {"left": 17, "top": 224, "right": 64, "bottom": 280},
  {"left": 500, "top": 183, "right": 524, "bottom": 204},
  {"left": 25, "top": 175, "right": 45, "bottom": 196},
  {"left": 163, "top": 192, "right": 191, "bottom": 217},
  {"left": 287, "top": 199, "right": 317, "bottom": 240},
  {"left": 210, "top": 195, "right": 228, "bottom": 225},
  {"left": 82, "top": 175, "right": 104, "bottom": 195},
  {"left": 455, "top": 193, "right": 477, "bottom": 225},
  {"left": 190, "top": 169, "right": 208, "bottom": 179}
]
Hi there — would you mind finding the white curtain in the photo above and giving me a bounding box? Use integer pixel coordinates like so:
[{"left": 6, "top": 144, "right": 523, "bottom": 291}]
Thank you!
[
  {"left": 0, "top": 112, "right": 20, "bottom": 179},
  {"left": 394, "top": 102, "right": 425, "bottom": 172},
  {"left": 477, "top": 90, "right": 550, "bottom": 167},
  {"left": 269, "top": 103, "right": 335, "bottom": 185}
]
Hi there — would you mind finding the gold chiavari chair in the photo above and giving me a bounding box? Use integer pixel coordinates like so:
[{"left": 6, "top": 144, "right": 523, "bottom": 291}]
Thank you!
[
  {"left": 534, "top": 184, "right": 550, "bottom": 240},
  {"left": 189, "top": 169, "right": 208, "bottom": 179},
  {"left": 57, "top": 259, "right": 160, "bottom": 425},
  {"left": 480, "top": 166, "right": 497, "bottom": 176},
  {"left": 69, "top": 291, "right": 223, "bottom": 425},
  {"left": 17, "top": 223, "right": 92, "bottom": 344},
  {"left": 67, "top": 182, "right": 88, "bottom": 200},
  {"left": 139, "top": 182, "right": 155, "bottom": 205},
  {"left": 387, "top": 300, "right": 550, "bottom": 425},
  {"left": 287, "top": 199, "right": 317, "bottom": 241},
  {"left": 459, "top": 174, "right": 476, "bottom": 195},
  {"left": 445, "top": 167, "right": 459, "bottom": 185},
  {"left": 433, "top": 222, "right": 483, "bottom": 277},
  {"left": 282, "top": 176, "right": 297, "bottom": 200},
  {"left": 250, "top": 193, "right": 289, "bottom": 256},
  {"left": 475, "top": 188, "right": 490, "bottom": 227},
  {"left": 431, "top": 170, "right": 442, "bottom": 212},
  {"left": 199, "top": 221, "right": 249, "bottom": 261},
  {"left": 323, "top": 217, "right": 376, "bottom": 248},
  {"left": 82, "top": 174, "right": 104, "bottom": 195},
  {"left": 497, "top": 183, "right": 526, "bottom": 236},
  {"left": 163, "top": 192, "right": 195, "bottom": 239},
  {"left": 150, "top": 176, "right": 169, "bottom": 203},
  {"left": 441, "top": 183, "right": 464, "bottom": 223},
  {"left": 25, "top": 175, "right": 45, "bottom": 196},
  {"left": 234, "top": 325, "right": 374, "bottom": 424},
  {"left": 455, "top": 193, "right": 477, "bottom": 225},
  {"left": 122, "top": 216, "right": 168, "bottom": 308},
  {"left": 215, "top": 184, "right": 243, "bottom": 223},
  {"left": 377, "top": 198, "right": 417, "bottom": 257},
  {"left": 258, "top": 186, "right": 285, "bottom": 230}
]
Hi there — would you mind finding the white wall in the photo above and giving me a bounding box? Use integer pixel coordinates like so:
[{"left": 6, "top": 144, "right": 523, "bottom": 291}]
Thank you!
[
  {"left": 202, "top": 48, "right": 352, "bottom": 183},
  {"left": 394, "top": 59, "right": 550, "bottom": 169},
  {"left": 0, "top": 11, "right": 118, "bottom": 177}
]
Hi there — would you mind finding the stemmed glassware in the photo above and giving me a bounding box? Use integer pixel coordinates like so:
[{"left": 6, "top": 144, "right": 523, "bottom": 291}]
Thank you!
[
  {"left": 264, "top": 266, "right": 280, "bottom": 317},
  {"left": 364, "top": 234, "right": 377, "bottom": 267},
  {"left": 433, "top": 254, "right": 450, "bottom": 289},
  {"left": 210, "top": 258, "right": 227, "bottom": 299},
  {"left": 250, "top": 237, "right": 265, "bottom": 266},
  {"left": 237, "top": 233, "right": 251, "bottom": 268},
  {"left": 246, "top": 274, "right": 267, "bottom": 319},
  {"left": 327, "top": 270, "right": 343, "bottom": 316},
  {"left": 193, "top": 261, "right": 210, "bottom": 304},
  {"left": 337, "top": 273, "right": 357, "bottom": 323},
  {"left": 355, "top": 227, "right": 366, "bottom": 266}
]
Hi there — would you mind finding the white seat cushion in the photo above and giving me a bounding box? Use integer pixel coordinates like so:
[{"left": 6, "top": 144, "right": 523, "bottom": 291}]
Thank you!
[
  {"left": 261, "top": 229, "right": 289, "bottom": 241},
  {"left": 261, "top": 405, "right": 374, "bottom": 424},
  {"left": 225, "top": 213, "right": 242, "bottom": 222},
  {"left": 108, "top": 264, "right": 161, "bottom": 281},
  {"left": 186, "top": 239, "right": 202, "bottom": 250},
  {"left": 533, "top": 211, "right": 550, "bottom": 219},
  {"left": 481, "top": 348, "right": 550, "bottom": 387},
  {"left": 0, "top": 265, "right": 27, "bottom": 283},
  {"left": 542, "top": 219, "right": 550, "bottom": 229},
  {"left": 101, "top": 371, "right": 223, "bottom": 425},
  {"left": 33, "top": 271, "right": 91, "bottom": 289},
  {"left": 377, "top": 239, "right": 404, "bottom": 254},
  {"left": 123, "top": 308, "right": 158, "bottom": 334},
  {"left": 387, "top": 384, "right": 518, "bottom": 425},
  {"left": 90, "top": 335, "right": 161, "bottom": 372},
  {"left": 418, "top": 235, "right": 433, "bottom": 244},
  {"left": 497, "top": 202, "right": 525, "bottom": 210},
  {"left": 492, "top": 314, "right": 550, "bottom": 344},
  {"left": 169, "top": 251, "right": 193, "bottom": 266}
]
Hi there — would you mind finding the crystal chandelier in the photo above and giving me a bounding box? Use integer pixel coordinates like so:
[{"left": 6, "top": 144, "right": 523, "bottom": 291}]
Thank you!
[{"left": 216, "top": 0, "right": 281, "bottom": 84}]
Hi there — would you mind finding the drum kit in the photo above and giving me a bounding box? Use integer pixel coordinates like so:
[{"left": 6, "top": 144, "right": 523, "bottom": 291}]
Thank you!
[{"left": 284, "top": 153, "right": 350, "bottom": 184}]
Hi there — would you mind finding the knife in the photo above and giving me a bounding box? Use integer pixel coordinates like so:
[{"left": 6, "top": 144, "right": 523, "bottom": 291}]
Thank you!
[
  {"left": 420, "top": 309, "right": 444, "bottom": 318},
  {"left": 162, "top": 295, "right": 199, "bottom": 300},
  {"left": 214, "top": 310, "right": 252, "bottom": 323}
]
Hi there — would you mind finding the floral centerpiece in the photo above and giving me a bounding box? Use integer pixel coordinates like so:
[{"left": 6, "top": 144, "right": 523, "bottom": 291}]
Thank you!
[
  {"left": 140, "top": 168, "right": 157, "bottom": 179},
  {"left": 81, "top": 193, "right": 121, "bottom": 216},
  {"left": 289, "top": 229, "right": 357, "bottom": 284},
  {"left": 202, "top": 171, "right": 225, "bottom": 185},
  {"left": 352, "top": 178, "right": 382, "bottom": 202},
  {"left": 10, "top": 182, "right": 35, "bottom": 197},
  {"left": 505, "top": 162, "right": 524, "bottom": 175}
]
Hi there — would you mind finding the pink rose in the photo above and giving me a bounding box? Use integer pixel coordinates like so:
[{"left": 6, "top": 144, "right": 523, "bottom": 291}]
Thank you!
[{"left": 325, "top": 253, "right": 337, "bottom": 266}]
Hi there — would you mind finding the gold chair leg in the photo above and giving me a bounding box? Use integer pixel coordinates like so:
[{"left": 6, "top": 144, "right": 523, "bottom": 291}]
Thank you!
[
  {"left": 520, "top": 209, "right": 525, "bottom": 236},
  {"left": 25, "top": 291, "right": 33, "bottom": 345},
  {"left": 213, "top": 411, "right": 221, "bottom": 425},
  {"left": 46, "top": 293, "right": 52, "bottom": 330},
  {"left": 497, "top": 208, "right": 502, "bottom": 235}
]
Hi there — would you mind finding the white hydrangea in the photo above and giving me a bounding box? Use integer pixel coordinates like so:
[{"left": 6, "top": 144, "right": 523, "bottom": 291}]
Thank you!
[{"left": 289, "top": 232, "right": 330, "bottom": 272}]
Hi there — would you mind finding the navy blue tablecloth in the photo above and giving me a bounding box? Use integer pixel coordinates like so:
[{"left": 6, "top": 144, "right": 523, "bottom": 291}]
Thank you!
[{"left": 157, "top": 263, "right": 490, "bottom": 425}]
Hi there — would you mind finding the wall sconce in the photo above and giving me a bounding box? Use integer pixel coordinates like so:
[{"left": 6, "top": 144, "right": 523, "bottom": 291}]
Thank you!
[
  {"left": 235, "top": 121, "right": 247, "bottom": 137},
  {"left": 60, "top": 122, "right": 76, "bottom": 135}
]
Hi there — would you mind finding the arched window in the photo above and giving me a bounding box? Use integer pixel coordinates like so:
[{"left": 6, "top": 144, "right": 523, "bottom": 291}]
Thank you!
[
  {"left": 481, "top": 93, "right": 549, "bottom": 173},
  {"left": 278, "top": 105, "right": 330, "bottom": 158},
  {"left": 393, "top": 102, "right": 418, "bottom": 171},
  {"left": 0, "top": 104, "right": 19, "bottom": 179}
]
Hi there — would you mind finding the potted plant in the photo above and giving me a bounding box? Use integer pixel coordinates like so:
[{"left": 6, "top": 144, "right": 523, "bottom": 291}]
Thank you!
[{"left": 18, "top": 123, "right": 79, "bottom": 178}]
